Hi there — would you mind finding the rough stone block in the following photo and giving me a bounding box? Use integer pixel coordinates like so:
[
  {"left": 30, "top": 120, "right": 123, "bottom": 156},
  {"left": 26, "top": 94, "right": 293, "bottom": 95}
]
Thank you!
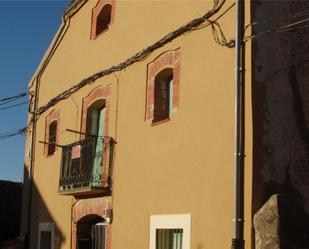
[{"left": 254, "top": 194, "right": 309, "bottom": 249}]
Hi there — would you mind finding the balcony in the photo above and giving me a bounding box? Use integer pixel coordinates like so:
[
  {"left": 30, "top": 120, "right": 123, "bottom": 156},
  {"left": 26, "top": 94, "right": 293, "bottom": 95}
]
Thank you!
[{"left": 58, "top": 136, "right": 115, "bottom": 196}]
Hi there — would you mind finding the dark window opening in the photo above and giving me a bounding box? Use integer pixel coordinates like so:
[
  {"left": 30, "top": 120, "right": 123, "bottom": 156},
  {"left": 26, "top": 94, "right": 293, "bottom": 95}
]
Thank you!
[
  {"left": 77, "top": 215, "right": 107, "bottom": 249},
  {"left": 96, "top": 4, "right": 112, "bottom": 36},
  {"left": 48, "top": 121, "right": 57, "bottom": 155},
  {"left": 155, "top": 228, "right": 183, "bottom": 249},
  {"left": 40, "top": 231, "right": 52, "bottom": 249},
  {"left": 153, "top": 68, "right": 173, "bottom": 123},
  {"left": 86, "top": 100, "right": 105, "bottom": 137}
]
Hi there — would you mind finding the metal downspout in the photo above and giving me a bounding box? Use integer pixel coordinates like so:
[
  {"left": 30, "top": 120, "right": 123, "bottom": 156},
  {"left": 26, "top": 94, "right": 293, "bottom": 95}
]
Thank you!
[
  {"left": 25, "top": 15, "right": 68, "bottom": 249},
  {"left": 232, "top": 0, "right": 245, "bottom": 248},
  {"left": 25, "top": 3, "right": 87, "bottom": 248}
]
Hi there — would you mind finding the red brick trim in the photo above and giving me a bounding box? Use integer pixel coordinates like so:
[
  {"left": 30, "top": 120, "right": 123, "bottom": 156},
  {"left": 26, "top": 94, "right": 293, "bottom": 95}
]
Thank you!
[
  {"left": 72, "top": 198, "right": 112, "bottom": 249},
  {"left": 44, "top": 109, "right": 60, "bottom": 156},
  {"left": 91, "top": 0, "right": 116, "bottom": 40},
  {"left": 146, "top": 49, "right": 181, "bottom": 122},
  {"left": 81, "top": 85, "right": 111, "bottom": 137},
  {"left": 80, "top": 85, "right": 111, "bottom": 186}
]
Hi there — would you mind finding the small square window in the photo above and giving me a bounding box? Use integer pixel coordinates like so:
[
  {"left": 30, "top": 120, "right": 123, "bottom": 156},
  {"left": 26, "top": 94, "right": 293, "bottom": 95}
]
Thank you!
[
  {"left": 156, "top": 228, "right": 183, "bottom": 249},
  {"left": 149, "top": 214, "right": 190, "bottom": 249},
  {"left": 38, "top": 222, "right": 54, "bottom": 249}
]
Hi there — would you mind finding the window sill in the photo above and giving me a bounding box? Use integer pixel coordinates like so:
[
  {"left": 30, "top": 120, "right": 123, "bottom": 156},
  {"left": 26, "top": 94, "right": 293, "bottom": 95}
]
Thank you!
[
  {"left": 151, "top": 118, "right": 171, "bottom": 126},
  {"left": 45, "top": 151, "right": 56, "bottom": 158},
  {"left": 91, "top": 26, "right": 110, "bottom": 40}
]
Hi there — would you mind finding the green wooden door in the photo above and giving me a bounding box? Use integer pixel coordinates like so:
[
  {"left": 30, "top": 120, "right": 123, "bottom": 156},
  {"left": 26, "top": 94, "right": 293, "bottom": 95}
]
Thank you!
[{"left": 91, "top": 107, "right": 105, "bottom": 187}]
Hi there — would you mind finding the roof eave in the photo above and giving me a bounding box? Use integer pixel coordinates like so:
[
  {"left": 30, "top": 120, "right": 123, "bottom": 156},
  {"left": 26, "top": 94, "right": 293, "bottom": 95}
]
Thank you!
[{"left": 28, "top": 0, "right": 88, "bottom": 89}]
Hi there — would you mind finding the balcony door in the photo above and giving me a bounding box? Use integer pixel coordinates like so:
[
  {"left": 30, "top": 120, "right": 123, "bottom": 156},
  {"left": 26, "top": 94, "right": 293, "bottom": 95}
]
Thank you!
[{"left": 87, "top": 100, "right": 105, "bottom": 187}]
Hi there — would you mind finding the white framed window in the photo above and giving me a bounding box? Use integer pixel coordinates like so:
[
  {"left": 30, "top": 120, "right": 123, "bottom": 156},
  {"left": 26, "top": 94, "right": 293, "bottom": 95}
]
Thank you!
[
  {"left": 38, "top": 222, "right": 55, "bottom": 249},
  {"left": 149, "top": 214, "right": 191, "bottom": 249}
]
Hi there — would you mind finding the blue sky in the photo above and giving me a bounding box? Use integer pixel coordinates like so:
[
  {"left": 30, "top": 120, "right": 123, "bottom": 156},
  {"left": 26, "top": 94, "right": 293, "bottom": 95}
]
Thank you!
[{"left": 0, "top": 1, "right": 69, "bottom": 182}]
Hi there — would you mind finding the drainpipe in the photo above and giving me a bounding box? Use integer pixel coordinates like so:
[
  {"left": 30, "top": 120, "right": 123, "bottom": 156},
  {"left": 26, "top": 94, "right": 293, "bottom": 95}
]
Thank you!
[
  {"left": 25, "top": 14, "right": 68, "bottom": 249},
  {"left": 232, "top": 0, "right": 245, "bottom": 248},
  {"left": 24, "top": 3, "right": 87, "bottom": 248}
]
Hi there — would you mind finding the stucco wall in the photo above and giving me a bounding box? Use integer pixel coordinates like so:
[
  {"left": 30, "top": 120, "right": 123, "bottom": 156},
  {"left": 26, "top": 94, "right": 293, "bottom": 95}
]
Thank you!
[{"left": 22, "top": 1, "right": 253, "bottom": 249}]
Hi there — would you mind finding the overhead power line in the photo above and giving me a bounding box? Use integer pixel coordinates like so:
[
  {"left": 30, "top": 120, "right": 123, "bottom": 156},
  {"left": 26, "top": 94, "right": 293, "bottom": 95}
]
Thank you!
[
  {"left": 0, "top": 92, "right": 27, "bottom": 103},
  {"left": 245, "top": 9, "right": 309, "bottom": 30},
  {"left": 0, "top": 127, "right": 27, "bottom": 141},
  {"left": 245, "top": 17, "right": 309, "bottom": 42},
  {"left": 0, "top": 101, "right": 28, "bottom": 111},
  {"left": 0, "top": 97, "right": 25, "bottom": 107},
  {"left": 245, "top": 14, "right": 309, "bottom": 41},
  {"left": 0, "top": 92, "right": 28, "bottom": 109}
]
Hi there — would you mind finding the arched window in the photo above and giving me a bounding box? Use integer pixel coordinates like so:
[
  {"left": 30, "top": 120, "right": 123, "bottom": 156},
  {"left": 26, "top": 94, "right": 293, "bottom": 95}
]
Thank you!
[
  {"left": 96, "top": 4, "right": 112, "bottom": 36},
  {"left": 85, "top": 100, "right": 106, "bottom": 187},
  {"left": 145, "top": 49, "right": 180, "bottom": 123},
  {"left": 153, "top": 68, "right": 173, "bottom": 122},
  {"left": 44, "top": 109, "right": 60, "bottom": 156},
  {"left": 77, "top": 215, "right": 108, "bottom": 249},
  {"left": 86, "top": 100, "right": 105, "bottom": 137},
  {"left": 91, "top": 0, "right": 115, "bottom": 39},
  {"left": 48, "top": 120, "right": 57, "bottom": 155}
]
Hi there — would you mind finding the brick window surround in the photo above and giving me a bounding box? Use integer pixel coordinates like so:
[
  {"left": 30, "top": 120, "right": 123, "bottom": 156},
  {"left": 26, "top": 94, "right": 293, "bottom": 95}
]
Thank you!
[
  {"left": 146, "top": 49, "right": 181, "bottom": 122},
  {"left": 81, "top": 85, "right": 111, "bottom": 137},
  {"left": 81, "top": 85, "right": 111, "bottom": 186},
  {"left": 91, "top": 0, "right": 116, "bottom": 40},
  {"left": 72, "top": 198, "right": 112, "bottom": 249},
  {"left": 44, "top": 109, "right": 60, "bottom": 156}
]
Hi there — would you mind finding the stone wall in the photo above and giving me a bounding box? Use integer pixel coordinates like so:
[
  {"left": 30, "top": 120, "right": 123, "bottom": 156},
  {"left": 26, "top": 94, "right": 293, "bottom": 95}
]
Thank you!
[
  {"left": 254, "top": 194, "right": 309, "bottom": 249},
  {"left": 252, "top": 0, "right": 309, "bottom": 215}
]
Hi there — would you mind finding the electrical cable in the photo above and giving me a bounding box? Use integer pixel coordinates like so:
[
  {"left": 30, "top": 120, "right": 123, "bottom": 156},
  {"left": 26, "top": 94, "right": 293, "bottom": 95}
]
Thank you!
[
  {"left": 0, "top": 97, "right": 27, "bottom": 107},
  {"left": 32, "top": 0, "right": 230, "bottom": 120},
  {"left": 245, "top": 9, "right": 309, "bottom": 31},
  {"left": 211, "top": 21, "right": 235, "bottom": 48},
  {"left": 0, "top": 127, "right": 27, "bottom": 141},
  {"left": 244, "top": 16, "right": 309, "bottom": 42},
  {"left": 192, "top": 2, "right": 236, "bottom": 31},
  {"left": 0, "top": 92, "right": 27, "bottom": 102},
  {"left": 0, "top": 101, "right": 28, "bottom": 111}
]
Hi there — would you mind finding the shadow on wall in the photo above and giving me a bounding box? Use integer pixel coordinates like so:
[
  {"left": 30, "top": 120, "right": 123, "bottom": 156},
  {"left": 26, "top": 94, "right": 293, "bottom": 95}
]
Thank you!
[
  {"left": 0, "top": 180, "right": 22, "bottom": 243},
  {"left": 21, "top": 166, "right": 65, "bottom": 249},
  {"left": 252, "top": 0, "right": 309, "bottom": 215}
]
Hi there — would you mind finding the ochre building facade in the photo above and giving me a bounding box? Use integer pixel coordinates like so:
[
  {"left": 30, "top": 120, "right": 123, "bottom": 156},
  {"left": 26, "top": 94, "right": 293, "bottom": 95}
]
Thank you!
[{"left": 21, "top": 1, "right": 254, "bottom": 249}]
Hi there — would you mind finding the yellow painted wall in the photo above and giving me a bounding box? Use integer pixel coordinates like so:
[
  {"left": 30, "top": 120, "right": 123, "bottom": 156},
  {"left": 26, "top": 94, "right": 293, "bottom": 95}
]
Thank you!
[{"left": 22, "top": 1, "right": 253, "bottom": 249}]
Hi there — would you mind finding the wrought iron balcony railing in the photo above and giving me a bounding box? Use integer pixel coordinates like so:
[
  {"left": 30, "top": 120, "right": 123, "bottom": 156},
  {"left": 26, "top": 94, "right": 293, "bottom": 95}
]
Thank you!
[{"left": 58, "top": 136, "right": 115, "bottom": 195}]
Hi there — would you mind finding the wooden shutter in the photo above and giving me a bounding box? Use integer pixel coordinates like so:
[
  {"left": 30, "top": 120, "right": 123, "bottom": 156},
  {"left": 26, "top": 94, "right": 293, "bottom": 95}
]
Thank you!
[
  {"left": 48, "top": 121, "right": 57, "bottom": 155},
  {"left": 91, "top": 223, "right": 107, "bottom": 249},
  {"left": 154, "top": 79, "right": 170, "bottom": 122}
]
